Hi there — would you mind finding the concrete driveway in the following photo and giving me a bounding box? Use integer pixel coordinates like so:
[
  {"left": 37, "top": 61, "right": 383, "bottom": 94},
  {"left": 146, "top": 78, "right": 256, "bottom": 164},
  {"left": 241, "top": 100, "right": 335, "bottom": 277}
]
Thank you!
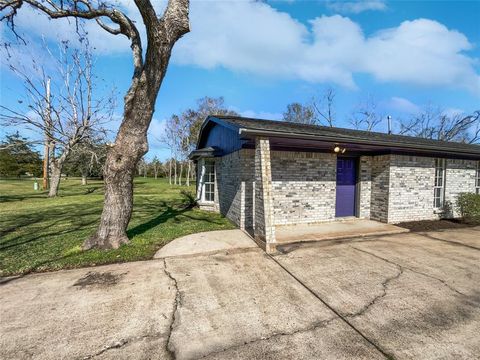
[{"left": 1, "top": 227, "right": 479, "bottom": 359}]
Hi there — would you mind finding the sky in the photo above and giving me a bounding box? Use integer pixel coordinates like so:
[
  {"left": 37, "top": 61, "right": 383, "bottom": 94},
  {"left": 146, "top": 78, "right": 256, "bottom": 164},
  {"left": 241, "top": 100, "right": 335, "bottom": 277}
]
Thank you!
[{"left": 1, "top": 0, "right": 479, "bottom": 161}]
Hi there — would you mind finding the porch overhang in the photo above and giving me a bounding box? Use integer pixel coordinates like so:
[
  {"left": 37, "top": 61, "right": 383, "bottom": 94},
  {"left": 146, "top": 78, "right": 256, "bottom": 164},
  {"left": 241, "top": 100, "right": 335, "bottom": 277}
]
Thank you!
[
  {"left": 238, "top": 129, "right": 480, "bottom": 159},
  {"left": 188, "top": 146, "right": 223, "bottom": 161}
]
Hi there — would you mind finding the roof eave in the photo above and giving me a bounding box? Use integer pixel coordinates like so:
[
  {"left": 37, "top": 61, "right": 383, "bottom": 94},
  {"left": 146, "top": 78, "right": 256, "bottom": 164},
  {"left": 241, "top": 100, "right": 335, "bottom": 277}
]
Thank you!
[{"left": 239, "top": 128, "right": 480, "bottom": 158}]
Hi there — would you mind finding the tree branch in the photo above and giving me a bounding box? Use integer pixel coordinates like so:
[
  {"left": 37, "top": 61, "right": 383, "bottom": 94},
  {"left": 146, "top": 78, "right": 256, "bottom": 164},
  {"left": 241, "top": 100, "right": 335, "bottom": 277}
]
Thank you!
[{"left": 1, "top": 0, "right": 144, "bottom": 73}]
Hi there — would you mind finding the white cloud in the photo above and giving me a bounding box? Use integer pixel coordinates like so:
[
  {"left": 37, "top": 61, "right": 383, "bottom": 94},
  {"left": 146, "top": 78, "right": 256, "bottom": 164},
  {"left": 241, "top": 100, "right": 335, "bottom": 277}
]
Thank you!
[
  {"left": 3, "top": 1, "right": 479, "bottom": 93},
  {"left": 326, "top": 0, "right": 387, "bottom": 14},
  {"left": 173, "top": 2, "right": 480, "bottom": 92},
  {"left": 387, "top": 97, "right": 420, "bottom": 114}
]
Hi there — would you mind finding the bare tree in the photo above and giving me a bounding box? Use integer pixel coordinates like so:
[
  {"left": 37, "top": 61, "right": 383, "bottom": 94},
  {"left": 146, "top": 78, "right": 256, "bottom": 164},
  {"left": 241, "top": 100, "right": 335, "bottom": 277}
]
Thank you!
[
  {"left": 283, "top": 88, "right": 336, "bottom": 126},
  {"left": 137, "top": 157, "right": 148, "bottom": 178},
  {"left": 150, "top": 156, "right": 161, "bottom": 179},
  {"left": 1, "top": 0, "right": 190, "bottom": 249},
  {"left": 1, "top": 39, "right": 113, "bottom": 196},
  {"left": 283, "top": 103, "right": 316, "bottom": 125},
  {"left": 65, "top": 139, "right": 107, "bottom": 185},
  {"left": 399, "top": 105, "right": 480, "bottom": 143},
  {"left": 312, "top": 87, "right": 336, "bottom": 127},
  {"left": 350, "top": 94, "right": 383, "bottom": 132}
]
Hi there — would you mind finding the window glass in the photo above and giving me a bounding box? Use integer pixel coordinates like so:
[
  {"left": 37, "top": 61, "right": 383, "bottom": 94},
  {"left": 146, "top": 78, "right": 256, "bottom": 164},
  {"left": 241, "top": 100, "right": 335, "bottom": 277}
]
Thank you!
[
  {"left": 203, "top": 161, "right": 215, "bottom": 202},
  {"left": 433, "top": 158, "right": 445, "bottom": 208}
]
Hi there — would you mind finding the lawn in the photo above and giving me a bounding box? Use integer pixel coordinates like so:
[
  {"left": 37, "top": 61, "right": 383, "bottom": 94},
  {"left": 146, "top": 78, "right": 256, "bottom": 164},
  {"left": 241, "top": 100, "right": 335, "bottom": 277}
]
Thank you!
[{"left": 0, "top": 178, "right": 235, "bottom": 277}]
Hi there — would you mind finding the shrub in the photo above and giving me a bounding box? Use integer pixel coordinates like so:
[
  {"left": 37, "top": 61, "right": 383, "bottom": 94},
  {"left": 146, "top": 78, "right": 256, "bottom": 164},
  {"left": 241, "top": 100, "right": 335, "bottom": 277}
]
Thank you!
[{"left": 456, "top": 193, "right": 480, "bottom": 224}]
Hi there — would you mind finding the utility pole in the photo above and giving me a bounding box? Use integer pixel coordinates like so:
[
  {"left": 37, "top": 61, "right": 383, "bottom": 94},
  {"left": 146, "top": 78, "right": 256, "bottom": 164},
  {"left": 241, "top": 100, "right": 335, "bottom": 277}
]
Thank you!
[{"left": 42, "top": 78, "right": 51, "bottom": 190}]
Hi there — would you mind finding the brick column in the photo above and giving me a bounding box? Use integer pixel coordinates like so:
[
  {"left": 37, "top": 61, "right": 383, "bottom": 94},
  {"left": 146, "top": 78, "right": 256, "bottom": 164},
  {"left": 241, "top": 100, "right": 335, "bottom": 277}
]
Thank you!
[{"left": 254, "top": 137, "right": 276, "bottom": 253}]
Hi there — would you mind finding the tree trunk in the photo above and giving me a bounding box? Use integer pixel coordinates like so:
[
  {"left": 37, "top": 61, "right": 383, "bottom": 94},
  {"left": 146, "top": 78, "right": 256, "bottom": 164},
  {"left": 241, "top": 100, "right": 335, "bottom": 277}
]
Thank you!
[
  {"left": 42, "top": 142, "right": 50, "bottom": 190},
  {"left": 179, "top": 162, "right": 183, "bottom": 186},
  {"left": 82, "top": 0, "right": 190, "bottom": 250},
  {"left": 81, "top": 175, "right": 88, "bottom": 185},
  {"left": 48, "top": 148, "right": 69, "bottom": 197},
  {"left": 169, "top": 159, "right": 172, "bottom": 185},
  {"left": 84, "top": 70, "right": 166, "bottom": 249},
  {"left": 48, "top": 163, "right": 62, "bottom": 197},
  {"left": 174, "top": 159, "right": 177, "bottom": 185}
]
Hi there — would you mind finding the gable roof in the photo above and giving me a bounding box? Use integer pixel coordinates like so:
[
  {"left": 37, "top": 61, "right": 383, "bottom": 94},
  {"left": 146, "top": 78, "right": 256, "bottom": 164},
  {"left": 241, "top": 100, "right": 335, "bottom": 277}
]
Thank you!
[{"left": 201, "top": 115, "right": 480, "bottom": 158}]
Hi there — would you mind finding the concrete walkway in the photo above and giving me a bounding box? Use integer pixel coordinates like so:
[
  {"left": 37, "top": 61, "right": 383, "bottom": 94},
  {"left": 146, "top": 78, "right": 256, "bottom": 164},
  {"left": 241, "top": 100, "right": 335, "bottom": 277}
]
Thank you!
[
  {"left": 1, "top": 227, "right": 479, "bottom": 359},
  {"left": 275, "top": 219, "right": 408, "bottom": 244},
  {"left": 154, "top": 229, "right": 256, "bottom": 258}
]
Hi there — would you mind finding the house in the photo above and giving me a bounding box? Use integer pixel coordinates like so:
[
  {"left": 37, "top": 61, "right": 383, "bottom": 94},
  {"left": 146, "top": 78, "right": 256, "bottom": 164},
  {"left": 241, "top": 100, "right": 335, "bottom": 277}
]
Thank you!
[{"left": 189, "top": 115, "right": 480, "bottom": 253}]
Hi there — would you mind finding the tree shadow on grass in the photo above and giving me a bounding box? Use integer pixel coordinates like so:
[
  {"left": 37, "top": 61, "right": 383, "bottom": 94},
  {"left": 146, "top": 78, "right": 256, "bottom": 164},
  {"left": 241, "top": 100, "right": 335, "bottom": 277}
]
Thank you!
[
  {"left": 127, "top": 205, "right": 191, "bottom": 238},
  {"left": 0, "top": 218, "right": 98, "bottom": 251},
  {"left": 0, "top": 186, "right": 103, "bottom": 203},
  {"left": 127, "top": 204, "right": 227, "bottom": 238},
  {"left": 0, "top": 203, "right": 101, "bottom": 249}
]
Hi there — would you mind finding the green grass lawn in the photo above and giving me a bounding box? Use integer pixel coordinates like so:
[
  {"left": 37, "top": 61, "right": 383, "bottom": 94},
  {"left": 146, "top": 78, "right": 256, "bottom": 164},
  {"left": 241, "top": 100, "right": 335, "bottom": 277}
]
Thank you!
[{"left": 0, "top": 177, "right": 235, "bottom": 277}]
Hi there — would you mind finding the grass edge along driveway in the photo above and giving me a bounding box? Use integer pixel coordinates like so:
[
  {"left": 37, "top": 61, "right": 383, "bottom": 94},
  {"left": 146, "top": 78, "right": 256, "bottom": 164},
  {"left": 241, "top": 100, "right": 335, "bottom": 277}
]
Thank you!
[{"left": 0, "top": 178, "right": 235, "bottom": 277}]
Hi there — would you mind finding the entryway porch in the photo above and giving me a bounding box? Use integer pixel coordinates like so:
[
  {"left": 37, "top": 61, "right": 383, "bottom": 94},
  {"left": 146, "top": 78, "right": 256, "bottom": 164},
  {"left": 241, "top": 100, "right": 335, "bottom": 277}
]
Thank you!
[{"left": 274, "top": 218, "right": 408, "bottom": 246}]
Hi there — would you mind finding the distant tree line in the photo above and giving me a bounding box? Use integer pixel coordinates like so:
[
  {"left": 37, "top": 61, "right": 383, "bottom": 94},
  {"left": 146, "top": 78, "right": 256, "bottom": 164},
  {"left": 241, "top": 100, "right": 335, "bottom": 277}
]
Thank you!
[
  {"left": 0, "top": 133, "right": 42, "bottom": 178},
  {"left": 283, "top": 87, "right": 480, "bottom": 143},
  {"left": 0, "top": 133, "right": 107, "bottom": 183}
]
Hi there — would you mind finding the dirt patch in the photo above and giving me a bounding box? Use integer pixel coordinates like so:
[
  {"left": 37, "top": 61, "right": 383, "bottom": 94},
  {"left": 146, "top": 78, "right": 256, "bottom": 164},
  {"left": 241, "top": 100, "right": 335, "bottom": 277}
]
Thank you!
[
  {"left": 73, "top": 271, "right": 126, "bottom": 289},
  {"left": 396, "top": 219, "right": 477, "bottom": 232}
]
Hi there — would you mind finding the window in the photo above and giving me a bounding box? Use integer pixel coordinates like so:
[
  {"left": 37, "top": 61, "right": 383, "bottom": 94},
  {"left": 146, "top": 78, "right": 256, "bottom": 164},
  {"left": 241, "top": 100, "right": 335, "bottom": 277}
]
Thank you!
[
  {"left": 476, "top": 161, "right": 480, "bottom": 195},
  {"left": 203, "top": 160, "right": 215, "bottom": 202},
  {"left": 433, "top": 158, "right": 446, "bottom": 208}
]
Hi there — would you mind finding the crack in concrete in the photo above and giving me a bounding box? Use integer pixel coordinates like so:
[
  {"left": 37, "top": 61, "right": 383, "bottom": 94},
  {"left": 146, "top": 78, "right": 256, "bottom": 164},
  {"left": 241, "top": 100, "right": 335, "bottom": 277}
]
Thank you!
[
  {"left": 81, "top": 339, "right": 128, "bottom": 359},
  {"left": 267, "top": 255, "right": 396, "bottom": 360},
  {"left": 163, "top": 258, "right": 180, "bottom": 360},
  {"left": 350, "top": 246, "right": 472, "bottom": 300},
  {"left": 80, "top": 332, "right": 165, "bottom": 359},
  {"left": 346, "top": 248, "right": 404, "bottom": 319},
  {"left": 198, "top": 317, "right": 338, "bottom": 359}
]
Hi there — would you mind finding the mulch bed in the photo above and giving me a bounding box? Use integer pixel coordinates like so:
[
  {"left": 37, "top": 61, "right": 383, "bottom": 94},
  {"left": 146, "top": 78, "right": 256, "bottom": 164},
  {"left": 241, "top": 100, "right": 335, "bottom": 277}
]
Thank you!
[{"left": 396, "top": 219, "right": 478, "bottom": 232}]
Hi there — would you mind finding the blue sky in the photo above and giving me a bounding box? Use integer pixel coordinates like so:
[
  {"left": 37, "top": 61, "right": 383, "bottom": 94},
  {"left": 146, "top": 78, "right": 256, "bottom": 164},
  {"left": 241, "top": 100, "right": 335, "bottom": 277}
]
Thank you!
[{"left": 1, "top": 0, "right": 479, "bottom": 161}]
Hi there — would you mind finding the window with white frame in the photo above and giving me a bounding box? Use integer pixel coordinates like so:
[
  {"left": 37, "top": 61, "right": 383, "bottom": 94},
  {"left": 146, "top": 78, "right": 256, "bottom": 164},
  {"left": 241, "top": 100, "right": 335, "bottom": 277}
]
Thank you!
[
  {"left": 434, "top": 158, "right": 446, "bottom": 208},
  {"left": 476, "top": 161, "right": 480, "bottom": 195},
  {"left": 202, "top": 160, "right": 215, "bottom": 202}
]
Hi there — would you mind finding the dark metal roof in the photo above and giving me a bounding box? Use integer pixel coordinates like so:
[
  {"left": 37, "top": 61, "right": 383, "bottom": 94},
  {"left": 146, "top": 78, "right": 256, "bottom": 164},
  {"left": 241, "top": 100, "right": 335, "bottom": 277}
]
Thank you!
[
  {"left": 206, "top": 115, "right": 480, "bottom": 158},
  {"left": 189, "top": 146, "right": 222, "bottom": 160}
]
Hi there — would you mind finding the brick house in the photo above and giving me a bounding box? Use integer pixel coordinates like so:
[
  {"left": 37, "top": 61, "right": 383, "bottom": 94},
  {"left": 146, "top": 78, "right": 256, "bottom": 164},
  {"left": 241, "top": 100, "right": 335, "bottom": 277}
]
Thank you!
[{"left": 190, "top": 115, "right": 480, "bottom": 253}]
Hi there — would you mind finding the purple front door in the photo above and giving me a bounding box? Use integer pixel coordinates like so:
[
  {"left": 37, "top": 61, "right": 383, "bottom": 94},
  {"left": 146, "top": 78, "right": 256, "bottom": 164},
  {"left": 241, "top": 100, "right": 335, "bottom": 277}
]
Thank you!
[{"left": 335, "top": 157, "right": 357, "bottom": 217}]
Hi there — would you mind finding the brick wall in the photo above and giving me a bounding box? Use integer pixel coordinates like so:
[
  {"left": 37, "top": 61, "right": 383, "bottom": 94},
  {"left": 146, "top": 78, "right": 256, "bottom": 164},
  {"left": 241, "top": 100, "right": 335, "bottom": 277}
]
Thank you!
[
  {"left": 254, "top": 138, "right": 276, "bottom": 245},
  {"left": 370, "top": 155, "right": 390, "bottom": 223},
  {"left": 212, "top": 149, "right": 478, "bottom": 229},
  {"left": 215, "top": 149, "right": 254, "bottom": 228},
  {"left": 444, "top": 159, "right": 477, "bottom": 217},
  {"left": 358, "top": 156, "right": 372, "bottom": 219},
  {"left": 386, "top": 155, "right": 477, "bottom": 223},
  {"left": 388, "top": 155, "right": 437, "bottom": 223},
  {"left": 270, "top": 151, "right": 336, "bottom": 225}
]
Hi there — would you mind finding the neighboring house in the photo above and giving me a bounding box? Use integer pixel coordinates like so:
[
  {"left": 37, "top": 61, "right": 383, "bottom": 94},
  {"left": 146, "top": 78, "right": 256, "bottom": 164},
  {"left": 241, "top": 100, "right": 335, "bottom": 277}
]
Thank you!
[{"left": 189, "top": 115, "right": 480, "bottom": 253}]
